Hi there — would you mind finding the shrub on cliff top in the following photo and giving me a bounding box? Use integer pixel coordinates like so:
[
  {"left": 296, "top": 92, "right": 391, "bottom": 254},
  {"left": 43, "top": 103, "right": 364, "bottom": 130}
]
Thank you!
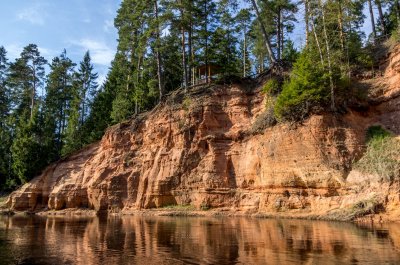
[
  {"left": 274, "top": 51, "right": 331, "bottom": 121},
  {"left": 354, "top": 126, "right": 400, "bottom": 181},
  {"left": 262, "top": 78, "right": 281, "bottom": 96}
]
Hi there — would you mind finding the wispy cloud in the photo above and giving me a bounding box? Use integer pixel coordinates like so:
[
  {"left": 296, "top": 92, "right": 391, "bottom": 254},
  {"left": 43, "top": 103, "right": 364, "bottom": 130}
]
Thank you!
[
  {"left": 38, "top": 47, "right": 57, "bottom": 59},
  {"left": 103, "top": 19, "right": 114, "bottom": 33},
  {"left": 5, "top": 44, "right": 23, "bottom": 60},
  {"left": 70, "top": 38, "right": 115, "bottom": 66},
  {"left": 5, "top": 44, "right": 57, "bottom": 61},
  {"left": 16, "top": 4, "right": 46, "bottom": 25}
]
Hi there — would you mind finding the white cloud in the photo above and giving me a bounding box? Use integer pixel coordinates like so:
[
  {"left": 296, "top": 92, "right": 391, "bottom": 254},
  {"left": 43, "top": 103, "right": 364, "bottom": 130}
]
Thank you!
[
  {"left": 16, "top": 5, "right": 46, "bottom": 25},
  {"left": 70, "top": 39, "right": 115, "bottom": 66},
  {"left": 5, "top": 44, "right": 23, "bottom": 60},
  {"left": 103, "top": 19, "right": 114, "bottom": 33},
  {"left": 5, "top": 44, "right": 56, "bottom": 61},
  {"left": 38, "top": 47, "right": 56, "bottom": 58}
]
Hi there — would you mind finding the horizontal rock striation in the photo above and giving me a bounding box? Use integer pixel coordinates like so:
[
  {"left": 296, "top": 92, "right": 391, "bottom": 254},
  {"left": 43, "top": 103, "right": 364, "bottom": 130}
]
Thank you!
[{"left": 4, "top": 45, "right": 400, "bottom": 219}]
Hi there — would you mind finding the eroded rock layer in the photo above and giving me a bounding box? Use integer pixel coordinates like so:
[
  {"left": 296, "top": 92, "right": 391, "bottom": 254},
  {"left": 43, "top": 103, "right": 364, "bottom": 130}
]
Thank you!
[{"left": 5, "top": 45, "right": 400, "bottom": 219}]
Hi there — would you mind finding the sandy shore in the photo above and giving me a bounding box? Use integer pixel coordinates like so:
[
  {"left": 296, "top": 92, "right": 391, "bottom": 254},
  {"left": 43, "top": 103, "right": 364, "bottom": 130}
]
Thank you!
[{"left": 2, "top": 207, "right": 398, "bottom": 224}]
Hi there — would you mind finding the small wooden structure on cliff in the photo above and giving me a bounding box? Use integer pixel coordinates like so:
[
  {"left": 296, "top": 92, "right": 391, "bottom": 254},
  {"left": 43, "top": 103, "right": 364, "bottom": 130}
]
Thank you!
[{"left": 192, "top": 63, "right": 222, "bottom": 86}]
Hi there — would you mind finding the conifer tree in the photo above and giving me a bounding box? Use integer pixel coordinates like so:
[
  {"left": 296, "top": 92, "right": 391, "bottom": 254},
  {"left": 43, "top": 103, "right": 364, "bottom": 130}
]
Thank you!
[
  {"left": 12, "top": 44, "right": 47, "bottom": 119},
  {"left": 11, "top": 107, "right": 47, "bottom": 184},
  {"left": 0, "top": 46, "right": 12, "bottom": 187},
  {"left": 63, "top": 51, "right": 98, "bottom": 155},
  {"left": 236, "top": 8, "right": 253, "bottom": 76},
  {"left": 76, "top": 51, "right": 98, "bottom": 126},
  {"left": 43, "top": 50, "right": 75, "bottom": 159}
]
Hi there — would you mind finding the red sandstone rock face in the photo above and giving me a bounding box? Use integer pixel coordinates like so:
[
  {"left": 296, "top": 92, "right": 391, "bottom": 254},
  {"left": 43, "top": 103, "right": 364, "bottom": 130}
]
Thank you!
[{"left": 5, "top": 47, "right": 400, "bottom": 219}]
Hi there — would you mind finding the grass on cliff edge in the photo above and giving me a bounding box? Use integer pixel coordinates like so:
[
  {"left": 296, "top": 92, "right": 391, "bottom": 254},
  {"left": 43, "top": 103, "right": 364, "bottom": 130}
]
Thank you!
[
  {"left": 325, "top": 196, "right": 384, "bottom": 221},
  {"left": 354, "top": 126, "right": 400, "bottom": 181},
  {"left": 161, "top": 204, "right": 196, "bottom": 211}
]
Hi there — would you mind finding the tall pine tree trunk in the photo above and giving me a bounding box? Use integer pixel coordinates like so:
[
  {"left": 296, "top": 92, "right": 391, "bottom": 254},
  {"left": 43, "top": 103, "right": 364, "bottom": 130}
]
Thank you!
[
  {"left": 180, "top": 1, "right": 188, "bottom": 90},
  {"left": 188, "top": 9, "right": 193, "bottom": 85},
  {"left": 397, "top": 0, "right": 400, "bottom": 22},
  {"left": 281, "top": 22, "right": 284, "bottom": 57},
  {"left": 204, "top": 1, "right": 209, "bottom": 82},
  {"left": 30, "top": 66, "right": 36, "bottom": 120},
  {"left": 81, "top": 90, "right": 85, "bottom": 126},
  {"left": 277, "top": 8, "right": 281, "bottom": 60},
  {"left": 181, "top": 25, "right": 188, "bottom": 90},
  {"left": 305, "top": 0, "right": 309, "bottom": 45},
  {"left": 337, "top": 0, "right": 345, "bottom": 51},
  {"left": 154, "top": 0, "right": 164, "bottom": 101},
  {"left": 368, "top": 0, "right": 377, "bottom": 41},
  {"left": 319, "top": 0, "right": 335, "bottom": 111},
  {"left": 310, "top": 9, "right": 324, "bottom": 66},
  {"left": 250, "top": 0, "right": 276, "bottom": 64},
  {"left": 135, "top": 55, "right": 142, "bottom": 115},
  {"left": 375, "top": 0, "right": 386, "bottom": 35},
  {"left": 243, "top": 27, "right": 247, "bottom": 77},
  {"left": 396, "top": 0, "right": 400, "bottom": 25}
]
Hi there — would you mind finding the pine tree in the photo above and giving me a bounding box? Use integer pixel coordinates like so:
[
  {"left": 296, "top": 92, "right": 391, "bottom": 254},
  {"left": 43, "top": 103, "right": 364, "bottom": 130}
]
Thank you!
[
  {"left": 112, "top": 0, "right": 155, "bottom": 120},
  {"left": 43, "top": 50, "right": 75, "bottom": 160},
  {"left": 0, "top": 47, "right": 9, "bottom": 124},
  {"left": 19, "top": 44, "right": 47, "bottom": 119},
  {"left": 62, "top": 84, "right": 81, "bottom": 155},
  {"left": 0, "top": 46, "right": 12, "bottom": 188},
  {"left": 236, "top": 8, "right": 253, "bottom": 77},
  {"left": 11, "top": 107, "right": 47, "bottom": 184},
  {"left": 63, "top": 51, "right": 98, "bottom": 155},
  {"left": 76, "top": 51, "right": 98, "bottom": 126},
  {"left": 250, "top": 0, "right": 277, "bottom": 64}
]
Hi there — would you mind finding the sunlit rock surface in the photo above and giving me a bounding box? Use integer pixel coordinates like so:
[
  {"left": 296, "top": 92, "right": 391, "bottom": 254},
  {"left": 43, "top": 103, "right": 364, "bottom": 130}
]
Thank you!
[{"left": 5, "top": 44, "right": 400, "bottom": 220}]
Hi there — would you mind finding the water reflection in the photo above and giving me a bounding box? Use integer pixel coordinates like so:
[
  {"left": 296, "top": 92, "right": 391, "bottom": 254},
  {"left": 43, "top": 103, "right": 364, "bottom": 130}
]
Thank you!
[{"left": 0, "top": 215, "right": 399, "bottom": 264}]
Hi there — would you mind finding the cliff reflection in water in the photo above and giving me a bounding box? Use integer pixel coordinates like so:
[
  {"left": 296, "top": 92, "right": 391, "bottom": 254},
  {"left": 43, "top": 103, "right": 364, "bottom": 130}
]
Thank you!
[{"left": 0, "top": 215, "right": 400, "bottom": 265}]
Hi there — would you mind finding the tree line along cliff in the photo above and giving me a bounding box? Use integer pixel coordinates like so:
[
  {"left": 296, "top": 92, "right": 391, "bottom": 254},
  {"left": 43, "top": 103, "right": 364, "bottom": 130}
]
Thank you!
[{"left": 1, "top": 0, "right": 400, "bottom": 191}]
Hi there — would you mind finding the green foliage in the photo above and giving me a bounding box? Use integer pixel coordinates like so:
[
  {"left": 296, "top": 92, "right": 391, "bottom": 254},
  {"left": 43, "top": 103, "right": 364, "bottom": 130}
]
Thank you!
[
  {"left": 262, "top": 78, "right": 281, "bottom": 95},
  {"left": 80, "top": 87, "right": 114, "bottom": 144},
  {"left": 366, "top": 125, "right": 392, "bottom": 142},
  {"left": 111, "top": 92, "right": 134, "bottom": 123},
  {"left": 62, "top": 94, "right": 81, "bottom": 156},
  {"left": 43, "top": 50, "right": 76, "bottom": 160},
  {"left": 355, "top": 126, "right": 400, "bottom": 181},
  {"left": 11, "top": 109, "right": 46, "bottom": 184},
  {"left": 282, "top": 39, "right": 299, "bottom": 64},
  {"left": 63, "top": 51, "right": 98, "bottom": 155},
  {"left": 0, "top": 46, "right": 11, "bottom": 189},
  {"left": 182, "top": 97, "right": 192, "bottom": 111},
  {"left": 274, "top": 51, "right": 331, "bottom": 121}
]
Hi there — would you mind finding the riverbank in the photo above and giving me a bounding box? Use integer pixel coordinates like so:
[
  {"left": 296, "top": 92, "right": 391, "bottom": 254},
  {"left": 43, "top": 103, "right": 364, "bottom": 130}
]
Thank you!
[{"left": 2, "top": 206, "right": 399, "bottom": 224}]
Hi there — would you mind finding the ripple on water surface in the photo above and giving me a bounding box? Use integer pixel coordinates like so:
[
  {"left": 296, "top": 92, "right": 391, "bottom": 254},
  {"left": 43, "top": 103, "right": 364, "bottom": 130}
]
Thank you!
[{"left": 0, "top": 215, "right": 400, "bottom": 265}]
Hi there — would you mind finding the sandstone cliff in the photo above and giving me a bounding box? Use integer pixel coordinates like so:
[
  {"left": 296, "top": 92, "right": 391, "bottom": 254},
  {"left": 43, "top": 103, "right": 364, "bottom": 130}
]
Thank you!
[{"left": 3, "top": 44, "right": 400, "bottom": 221}]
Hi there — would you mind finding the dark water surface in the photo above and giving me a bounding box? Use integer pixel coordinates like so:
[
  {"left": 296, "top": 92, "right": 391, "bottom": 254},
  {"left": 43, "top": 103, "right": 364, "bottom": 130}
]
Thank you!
[{"left": 0, "top": 215, "right": 400, "bottom": 265}]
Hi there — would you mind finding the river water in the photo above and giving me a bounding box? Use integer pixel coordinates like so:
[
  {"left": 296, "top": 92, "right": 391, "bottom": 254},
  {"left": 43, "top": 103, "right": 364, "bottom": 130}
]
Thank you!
[{"left": 0, "top": 215, "right": 399, "bottom": 265}]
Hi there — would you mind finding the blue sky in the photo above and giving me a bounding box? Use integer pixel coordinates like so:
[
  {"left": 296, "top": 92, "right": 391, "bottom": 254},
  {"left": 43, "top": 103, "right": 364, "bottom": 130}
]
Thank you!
[
  {"left": 0, "top": 0, "right": 376, "bottom": 85},
  {"left": 0, "top": 0, "right": 121, "bottom": 85}
]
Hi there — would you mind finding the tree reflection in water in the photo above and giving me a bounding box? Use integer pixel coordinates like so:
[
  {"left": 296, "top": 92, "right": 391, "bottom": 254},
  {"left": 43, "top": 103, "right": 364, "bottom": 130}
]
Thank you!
[{"left": 0, "top": 215, "right": 400, "bottom": 265}]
